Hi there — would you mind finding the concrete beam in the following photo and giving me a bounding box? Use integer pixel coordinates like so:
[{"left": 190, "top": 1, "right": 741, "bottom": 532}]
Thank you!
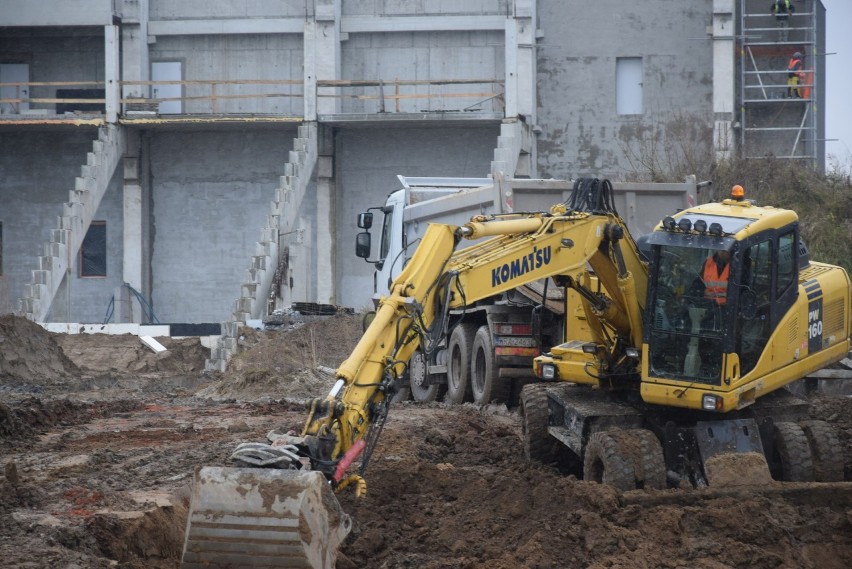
[
  {"left": 0, "top": 0, "right": 114, "bottom": 26},
  {"left": 341, "top": 15, "right": 505, "bottom": 33},
  {"left": 148, "top": 18, "right": 305, "bottom": 36}
]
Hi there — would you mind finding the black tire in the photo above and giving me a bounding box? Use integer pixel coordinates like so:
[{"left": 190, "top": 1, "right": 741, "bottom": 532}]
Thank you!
[
  {"left": 408, "top": 349, "right": 446, "bottom": 403},
  {"left": 799, "top": 420, "right": 843, "bottom": 482},
  {"left": 583, "top": 431, "right": 636, "bottom": 491},
  {"left": 471, "top": 325, "right": 510, "bottom": 405},
  {"left": 770, "top": 422, "right": 814, "bottom": 482},
  {"left": 445, "top": 323, "right": 476, "bottom": 404},
  {"left": 520, "top": 383, "right": 559, "bottom": 465},
  {"left": 632, "top": 429, "right": 667, "bottom": 490}
]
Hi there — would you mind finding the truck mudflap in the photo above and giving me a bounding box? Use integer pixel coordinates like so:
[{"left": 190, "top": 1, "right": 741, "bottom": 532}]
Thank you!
[{"left": 181, "top": 467, "right": 351, "bottom": 569}]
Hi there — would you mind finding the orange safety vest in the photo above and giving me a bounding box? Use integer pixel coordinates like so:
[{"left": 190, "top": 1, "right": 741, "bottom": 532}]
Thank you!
[
  {"left": 787, "top": 57, "right": 804, "bottom": 79},
  {"left": 703, "top": 257, "right": 730, "bottom": 305}
]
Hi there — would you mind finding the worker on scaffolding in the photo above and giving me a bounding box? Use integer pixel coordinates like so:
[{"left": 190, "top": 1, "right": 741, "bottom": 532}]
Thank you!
[
  {"left": 787, "top": 51, "right": 805, "bottom": 98},
  {"left": 771, "top": 0, "right": 795, "bottom": 42}
]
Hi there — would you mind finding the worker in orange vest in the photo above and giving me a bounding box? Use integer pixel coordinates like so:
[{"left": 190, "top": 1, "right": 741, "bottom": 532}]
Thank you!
[
  {"left": 787, "top": 51, "right": 805, "bottom": 98},
  {"left": 703, "top": 250, "right": 731, "bottom": 305}
]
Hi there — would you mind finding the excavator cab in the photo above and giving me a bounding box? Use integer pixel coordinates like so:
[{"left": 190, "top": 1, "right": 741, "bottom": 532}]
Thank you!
[{"left": 643, "top": 211, "right": 789, "bottom": 390}]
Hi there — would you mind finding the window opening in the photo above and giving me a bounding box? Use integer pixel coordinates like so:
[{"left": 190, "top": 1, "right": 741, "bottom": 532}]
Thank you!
[{"left": 80, "top": 221, "right": 107, "bottom": 277}]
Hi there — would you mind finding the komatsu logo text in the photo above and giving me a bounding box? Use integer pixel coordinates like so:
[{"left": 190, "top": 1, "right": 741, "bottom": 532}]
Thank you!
[{"left": 491, "top": 246, "right": 552, "bottom": 287}]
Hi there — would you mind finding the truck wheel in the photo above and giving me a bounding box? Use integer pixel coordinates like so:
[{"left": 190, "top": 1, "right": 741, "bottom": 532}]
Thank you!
[
  {"left": 520, "top": 383, "right": 558, "bottom": 465},
  {"left": 471, "top": 326, "right": 510, "bottom": 405},
  {"left": 770, "top": 422, "right": 814, "bottom": 482},
  {"left": 445, "top": 323, "right": 476, "bottom": 404},
  {"left": 583, "top": 431, "right": 635, "bottom": 491},
  {"left": 408, "top": 349, "right": 445, "bottom": 403},
  {"left": 799, "top": 420, "right": 843, "bottom": 482}
]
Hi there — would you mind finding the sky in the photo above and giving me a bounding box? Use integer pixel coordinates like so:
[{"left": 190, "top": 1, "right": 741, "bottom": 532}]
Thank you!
[{"left": 822, "top": 0, "right": 852, "bottom": 172}]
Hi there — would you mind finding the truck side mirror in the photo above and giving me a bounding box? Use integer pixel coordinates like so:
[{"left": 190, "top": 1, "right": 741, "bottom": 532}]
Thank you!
[
  {"left": 356, "top": 231, "right": 372, "bottom": 259},
  {"left": 358, "top": 212, "right": 373, "bottom": 229}
]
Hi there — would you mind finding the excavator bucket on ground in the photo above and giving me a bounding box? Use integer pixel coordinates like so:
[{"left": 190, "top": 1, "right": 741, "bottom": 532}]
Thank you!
[{"left": 180, "top": 467, "right": 351, "bottom": 569}]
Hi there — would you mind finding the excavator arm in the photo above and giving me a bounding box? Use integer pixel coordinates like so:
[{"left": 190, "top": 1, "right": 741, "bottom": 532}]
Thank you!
[{"left": 181, "top": 179, "right": 646, "bottom": 568}]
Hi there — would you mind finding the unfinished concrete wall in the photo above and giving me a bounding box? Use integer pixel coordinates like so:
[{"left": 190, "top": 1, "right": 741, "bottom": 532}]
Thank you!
[
  {"left": 46, "top": 173, "right": 125, "bottom": 323},
  {"left": 0, "top": 128, "right": 122, "bottom": 321},
  {"left": 149, "top": 0, "right": 310, "bottom": 19},
  {"left": 0, "top": 31, "right": 105, "bottom": 114},
  {"left": 148, "top": 35, "right": 304, "bottom": 115},
  {"left": 342, "top": 0, "right": 510, "bottom": 16},
  {"left": 341, "top": 30, "right": 505, "bottom": 114},
  {"left": 536, "top": 0, "right": 714, "bottom": 180},
  {"left": 148, "top": 127, "right": 297, "bottom": 323},
  {"left": 334, "top": 124, "right": 498, "bottom": 309}
]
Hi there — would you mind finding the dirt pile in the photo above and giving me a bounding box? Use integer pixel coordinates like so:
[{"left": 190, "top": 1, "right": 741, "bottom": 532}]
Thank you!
[
  {"left": 197, "top": 312, "right": 363, "bottom": 401},
  {"left": 0, "top": 314, "right": 80, "bottom": 386}
]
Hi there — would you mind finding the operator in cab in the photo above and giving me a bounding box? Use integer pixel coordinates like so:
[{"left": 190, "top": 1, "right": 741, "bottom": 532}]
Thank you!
[{"left": 702, "top": 249, "right": 731, "bottom": 305}]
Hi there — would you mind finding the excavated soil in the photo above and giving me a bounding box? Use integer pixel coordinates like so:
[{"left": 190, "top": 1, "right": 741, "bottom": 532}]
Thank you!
[{"left": 0, "top": 313, "right": 851, "bottom": 568}]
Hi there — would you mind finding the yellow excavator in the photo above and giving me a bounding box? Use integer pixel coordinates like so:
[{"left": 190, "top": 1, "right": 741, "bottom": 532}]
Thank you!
[{"left": 180, "top": 179, "right": 850, "bottom": 568}]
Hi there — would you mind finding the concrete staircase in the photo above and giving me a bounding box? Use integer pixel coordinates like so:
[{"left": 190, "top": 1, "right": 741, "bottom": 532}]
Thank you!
[
  {"left": 206, "top": 122, "right": 318, "bottom": 372},
  {"left": 20, "top": 125, "right": 126, "bottom": 322},
  {"left": 490, "top": 119, "right": 533, "bottom": 179}
]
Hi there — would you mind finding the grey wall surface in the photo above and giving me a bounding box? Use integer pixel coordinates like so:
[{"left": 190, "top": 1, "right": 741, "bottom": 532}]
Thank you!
[
  {"left": 342, "top": 0, "right": 510, "bottom": 16},
  {"left": 341, "top": 30, "right": 505, "bottom": 114},
  {"left": 0, "top": 128, "right": 122, "bottom": 321},
  {"left": 536, "top": 0, "right": 714, "bottom": 180},
  {"left": 150, "top": 0, "right": 310, "bottom": 19},
  {"left": 148, "top": 127, "right": 296, "bottom": 323},
  {"left": 0, "top": 31, "right": 105, "bottom": 113},
  {"left": 334, "top": 124, "right": 498, "bottom": 309},
  {"left": 48, "top": 173, "right": 124, "bottom": 323},
  {"left": 149, "top": 35, "right": 305, "bottom": 115}
]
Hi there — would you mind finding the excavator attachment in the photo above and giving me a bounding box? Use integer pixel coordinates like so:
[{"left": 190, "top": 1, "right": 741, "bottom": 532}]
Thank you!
[{"left": 181, "top": 467, "right": 352, "bottom": 569}]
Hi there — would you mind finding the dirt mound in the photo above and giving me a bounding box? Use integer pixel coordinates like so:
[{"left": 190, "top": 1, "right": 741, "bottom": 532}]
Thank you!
[
  {"left": 197, "top": 313, "right": 363, "bottom": 401},
  {"left": 54, "top": 333, "right": 207, "bottom": 377},
  {"left": 0, "top": 314, "right": 80, "bottom": 385}
]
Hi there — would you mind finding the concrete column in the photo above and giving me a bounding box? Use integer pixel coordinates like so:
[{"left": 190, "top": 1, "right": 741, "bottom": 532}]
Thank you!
[
  {"left": 105, "top": 25, "right": 119, "bottom": 123},
  {"left": 713, "top": 0, "right": 736, "bottom": 161},
  {"left": 120, "top": 0, "right": 151, "bottom": 102},
  {"left": 316, "top": 127, "right": 335, "bottom": 303},
  {"left": 304, "top": 0, "right": 341, "bottom": 119},
  {"left": 122, "top": 135, "right": 143, "bottom": 323}
]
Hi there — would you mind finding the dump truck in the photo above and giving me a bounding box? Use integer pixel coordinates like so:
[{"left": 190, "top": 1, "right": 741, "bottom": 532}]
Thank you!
[
  {"left": 354, "top": 174, "right": 698, "bottom": 404},
  {"left": 181, "top": 178, "right": 849, "bottom": 568}
]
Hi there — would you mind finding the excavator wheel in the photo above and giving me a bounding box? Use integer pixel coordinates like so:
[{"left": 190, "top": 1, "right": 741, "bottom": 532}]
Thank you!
[
  {"left": 181, "top": 467, "right": 351, "bottom": 569},
  {"left": 471, "top": 325, "right": 510, "bottom": 405},
  {"left": 799, "top": 420, "right": 844, "bottom": 482},
  {"left": 583, "top": 431, "right": 635, "bottom": 491},
  {"left": 445, "top": 323, "right": 476, "bottom": 404},
  {"left": 520, "top": 383, "right": 559, "bottom": 465},
  {"left": 583, "top": 429, "right": 666, "bottom": 491},
  {"left": 770, "top": 422, "right": 815, "bottom": 482}
]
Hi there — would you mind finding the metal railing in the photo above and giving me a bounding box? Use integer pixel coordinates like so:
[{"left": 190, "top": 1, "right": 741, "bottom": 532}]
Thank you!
[{"left": 0, "top": 77, "right": 503, "bottom": 118}]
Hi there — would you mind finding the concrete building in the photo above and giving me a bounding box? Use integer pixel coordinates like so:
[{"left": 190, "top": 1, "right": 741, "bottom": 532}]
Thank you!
[{"left": 0, "top": 1, "right": 825, "bottom": 364}]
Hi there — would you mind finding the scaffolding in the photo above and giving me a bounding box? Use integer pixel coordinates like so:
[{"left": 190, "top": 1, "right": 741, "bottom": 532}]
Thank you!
[{"left": 739, "top": 0, "right": 822, "bottom": 165}]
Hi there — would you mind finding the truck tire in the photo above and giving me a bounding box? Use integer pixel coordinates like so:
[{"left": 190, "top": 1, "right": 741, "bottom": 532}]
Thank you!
[
  {"left": 583, "top": 431, "right": 635, "bottom": 491},
  {"left": 408, "top": 349, "right": 446, "bottom": 403},
  {"left": 471, "top": 325, "right": 510, "bottom": 405},
  {"left": 770, "top": 422, "right": 814, "bottom": 482},
  {"left": 520, "top": 383, "right": 558, "bottom": 465},
  {"left": 799, "top": 420, "right": 843, "bottom": 482},
  {"left": 445, "top": 323, "right": 476, "bottom": 404}
]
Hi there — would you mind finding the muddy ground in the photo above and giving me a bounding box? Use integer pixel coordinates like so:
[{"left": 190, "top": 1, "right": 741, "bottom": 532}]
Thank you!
[{"left": 1, "top": 312, "right": 851, "bottom": 569}]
